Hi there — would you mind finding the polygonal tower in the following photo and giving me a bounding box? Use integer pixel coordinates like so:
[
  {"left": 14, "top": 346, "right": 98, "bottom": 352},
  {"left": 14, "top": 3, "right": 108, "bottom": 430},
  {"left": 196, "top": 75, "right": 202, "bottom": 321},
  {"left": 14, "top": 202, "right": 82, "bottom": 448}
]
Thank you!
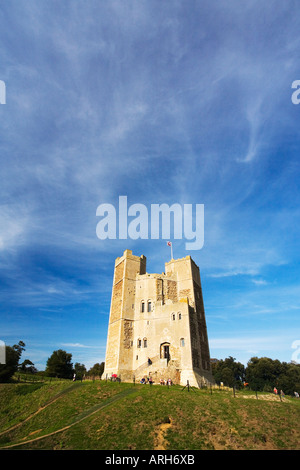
[{"left": 102, "top": 249, "right": 213, "bottom": 387}]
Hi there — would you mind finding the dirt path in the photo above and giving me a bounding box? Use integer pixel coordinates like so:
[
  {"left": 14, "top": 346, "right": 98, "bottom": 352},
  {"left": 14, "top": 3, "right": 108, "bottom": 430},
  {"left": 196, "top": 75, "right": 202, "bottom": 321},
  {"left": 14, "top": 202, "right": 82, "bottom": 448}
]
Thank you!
[{"left": 153, "top": 418, "right": 172, "bottom": 450}]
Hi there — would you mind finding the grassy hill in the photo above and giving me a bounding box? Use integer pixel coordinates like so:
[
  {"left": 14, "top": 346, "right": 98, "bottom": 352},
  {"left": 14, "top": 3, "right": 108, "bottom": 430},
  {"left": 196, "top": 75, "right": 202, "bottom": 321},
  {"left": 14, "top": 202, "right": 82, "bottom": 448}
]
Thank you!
[{"left": 0, "top": 378, "right": 299, "bottom": 450}]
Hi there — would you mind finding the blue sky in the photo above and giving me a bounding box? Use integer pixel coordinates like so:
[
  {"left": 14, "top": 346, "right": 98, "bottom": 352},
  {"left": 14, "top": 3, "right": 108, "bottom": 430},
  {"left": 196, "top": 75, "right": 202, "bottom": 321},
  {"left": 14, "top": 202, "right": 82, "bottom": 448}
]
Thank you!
[{"left": 0, "top": 1, "right": 300, "bottom": 370}]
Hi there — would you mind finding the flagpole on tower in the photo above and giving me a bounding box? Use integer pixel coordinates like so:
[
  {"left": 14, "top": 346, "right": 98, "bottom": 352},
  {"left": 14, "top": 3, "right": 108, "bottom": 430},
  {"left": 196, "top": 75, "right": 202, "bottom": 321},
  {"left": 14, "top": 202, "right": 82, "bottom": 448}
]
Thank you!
[{"left": 167, "top": 241, "right": 173, "bottom": 260}]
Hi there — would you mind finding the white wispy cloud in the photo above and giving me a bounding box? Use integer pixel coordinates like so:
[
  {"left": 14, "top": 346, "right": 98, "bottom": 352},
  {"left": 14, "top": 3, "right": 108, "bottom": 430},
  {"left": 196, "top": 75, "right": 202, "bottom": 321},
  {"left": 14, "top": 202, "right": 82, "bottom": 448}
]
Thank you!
[
  {"left": 61, "top": 343, "right": 94, "bottom": 349},
  {"left": 209, "top": 332, "right": 297, "bottom": 355},
  {"left": 252, "top": 279, "right": 268, "bottom": 286}
]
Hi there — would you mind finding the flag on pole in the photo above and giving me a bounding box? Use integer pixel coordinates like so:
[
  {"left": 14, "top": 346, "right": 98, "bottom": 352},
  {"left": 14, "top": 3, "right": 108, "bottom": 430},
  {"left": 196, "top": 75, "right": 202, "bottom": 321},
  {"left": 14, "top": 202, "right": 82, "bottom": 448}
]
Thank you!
[{"left": 167, "top": 241, "right": 173, "bottom": 259}]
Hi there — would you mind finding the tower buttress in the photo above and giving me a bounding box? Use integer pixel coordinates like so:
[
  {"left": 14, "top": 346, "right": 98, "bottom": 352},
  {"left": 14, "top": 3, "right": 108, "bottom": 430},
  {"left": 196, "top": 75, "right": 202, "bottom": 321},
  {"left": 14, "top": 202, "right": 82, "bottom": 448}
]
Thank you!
[{"left": 103, "top": 250, "right": 146, "bottom": 377}]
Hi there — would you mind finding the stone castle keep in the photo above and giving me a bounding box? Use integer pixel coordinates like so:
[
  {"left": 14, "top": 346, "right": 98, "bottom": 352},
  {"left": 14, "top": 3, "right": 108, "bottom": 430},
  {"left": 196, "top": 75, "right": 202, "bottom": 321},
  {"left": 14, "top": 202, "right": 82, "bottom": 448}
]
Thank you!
[{"left": 102, "top": 249, "right": 213, "bottom": 387}]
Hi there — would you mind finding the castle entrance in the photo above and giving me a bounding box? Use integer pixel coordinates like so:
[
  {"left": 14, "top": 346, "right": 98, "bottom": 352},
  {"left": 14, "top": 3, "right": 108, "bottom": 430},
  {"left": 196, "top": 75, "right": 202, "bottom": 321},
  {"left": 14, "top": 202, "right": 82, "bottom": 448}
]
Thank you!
[
  {"left": 163, "top": 345, "right": 169, "bottom": 359},
  {"left": 160, "top": 342, "right": 170, "bottom": 361}
]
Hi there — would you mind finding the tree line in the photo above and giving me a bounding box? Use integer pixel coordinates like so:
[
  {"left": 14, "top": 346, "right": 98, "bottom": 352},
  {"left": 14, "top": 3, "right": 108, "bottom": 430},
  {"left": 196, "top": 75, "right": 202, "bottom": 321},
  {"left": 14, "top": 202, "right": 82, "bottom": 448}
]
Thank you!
[
  {"left": 0, "top": 342, "right": 104, "bottom": 383},
  {"left": 44, "top": 348, "right": 104, "bottom": 380},
  {"left": 1, "top": 342, "right": 300, "bottom": 396},
  {"left": 212, "top": 355, "right": 300, "bottom": 396}
]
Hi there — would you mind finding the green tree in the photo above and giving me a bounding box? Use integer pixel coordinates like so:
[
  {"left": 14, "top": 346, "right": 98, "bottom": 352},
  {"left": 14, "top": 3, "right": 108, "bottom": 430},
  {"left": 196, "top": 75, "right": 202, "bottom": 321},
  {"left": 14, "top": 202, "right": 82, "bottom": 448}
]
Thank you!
[
  {"left": 74, "top": 362, "right": 87, "bottom": 380},
  {"left": 0, "top": 341, "right": 26, "bottom": 382},
  {"left": 212, "top": 356, "right": 245, "bottom": 388},
  {"left": 222, "top": 367, "right": 235, "bottom": 387},
  {"left": 19, "top": 359, "right": 37, "bottom": 374},
  {"left": 245, "top": 357, "right": 300, "bottom": 395},
  {"left": 46, "top": 349, "right": 73, "bottom": 379},
  {"left": 88, "top": 362, "right": 104, "bottom": 378},
  {"left": 277, "top": 363, "right": 300, "bottom": 395},
  {"left": 245, "top": 357, "right": 283, "bottom": 391},
  {"left": 13, "top": 341, "right": 25, "bottom": 357}
]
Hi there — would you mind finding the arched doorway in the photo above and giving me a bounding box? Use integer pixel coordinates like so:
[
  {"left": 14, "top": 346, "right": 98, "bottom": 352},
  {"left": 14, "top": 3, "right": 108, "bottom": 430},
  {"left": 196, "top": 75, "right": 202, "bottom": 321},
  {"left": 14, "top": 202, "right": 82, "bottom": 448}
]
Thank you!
[{"left": 160, "top": 342, "right": 170, "bottom": 362}]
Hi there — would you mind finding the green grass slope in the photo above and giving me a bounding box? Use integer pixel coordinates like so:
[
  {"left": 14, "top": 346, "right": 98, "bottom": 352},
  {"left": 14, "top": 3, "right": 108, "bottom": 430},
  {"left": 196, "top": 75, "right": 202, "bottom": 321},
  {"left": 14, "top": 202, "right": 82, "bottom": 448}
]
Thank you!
[{"left": 0, "top": 380, "right": 299, "bottom": 450}]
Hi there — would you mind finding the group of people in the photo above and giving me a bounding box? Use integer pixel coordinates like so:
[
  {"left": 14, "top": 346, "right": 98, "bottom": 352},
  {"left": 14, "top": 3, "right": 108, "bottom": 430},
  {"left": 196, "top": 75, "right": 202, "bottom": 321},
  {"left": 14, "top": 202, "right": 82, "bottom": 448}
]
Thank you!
[
  {"left": 159, "top": 378, "right": 172, "bottom": 386},
  {"left": 139, "top": 376, "right": 173, "bottom": 386},
  {"left": 140, "top": 376, "right": 153, "bottom": 385},
  {"left": 273, "top": 387, "right": 300, "bottom": 398}
]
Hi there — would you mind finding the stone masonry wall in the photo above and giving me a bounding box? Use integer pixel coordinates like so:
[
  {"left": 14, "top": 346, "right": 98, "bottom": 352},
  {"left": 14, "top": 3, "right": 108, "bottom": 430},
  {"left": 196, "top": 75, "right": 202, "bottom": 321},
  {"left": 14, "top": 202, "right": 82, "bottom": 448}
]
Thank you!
[{"left": 165, "top": 279, "right": 178, "bottom": 302}]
